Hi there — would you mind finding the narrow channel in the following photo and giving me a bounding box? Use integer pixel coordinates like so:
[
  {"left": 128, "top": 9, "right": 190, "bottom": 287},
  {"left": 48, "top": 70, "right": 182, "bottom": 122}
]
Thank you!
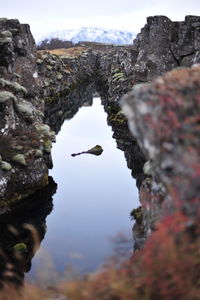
[{"left": 28, "top": 97, "right": 139, "bottom": 281}]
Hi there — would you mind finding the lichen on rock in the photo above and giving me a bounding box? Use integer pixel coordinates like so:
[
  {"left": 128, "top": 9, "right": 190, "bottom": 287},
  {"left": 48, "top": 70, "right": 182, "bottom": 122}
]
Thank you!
[
  {"left": 11, "top": 154, "right": 27, "bottom": 166},
  {"left": 14, "top": 99, "right": 35, "bottom": 117},
  {"left": 0, "top": 91, "right": 16, "bottom": 103},
  {"left": 0, "top": 161, "right": 12, "bottom": 171}
]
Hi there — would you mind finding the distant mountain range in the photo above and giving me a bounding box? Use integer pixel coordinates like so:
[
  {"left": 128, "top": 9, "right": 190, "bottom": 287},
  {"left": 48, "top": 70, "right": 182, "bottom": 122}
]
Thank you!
[{"left": 36, "top": 27, "right": 135, "bottom": 45}]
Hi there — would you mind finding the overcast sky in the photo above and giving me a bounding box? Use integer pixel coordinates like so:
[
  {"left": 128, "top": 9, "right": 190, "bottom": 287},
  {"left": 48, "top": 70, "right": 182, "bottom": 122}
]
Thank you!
[{"left": 1, "top": 0, "right": 200, "bottom": 39}]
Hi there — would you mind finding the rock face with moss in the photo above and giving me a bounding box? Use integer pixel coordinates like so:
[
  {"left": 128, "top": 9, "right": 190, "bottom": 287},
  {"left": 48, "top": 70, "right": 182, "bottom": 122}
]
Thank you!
[
  {"left": 0, "top": 14, "right": 200, "bottom": 257},
  {"left": 0, "top": 18, "right": 98, "bottom": 206},
  {"left": 0, "top": 177, "right": 57, "bottom": 286},
  {"left": 122, "top": 64, "right": 200, "bottom": 249},
  {"left": 0, "top": 18, "right": 49, "bottom": 205}
]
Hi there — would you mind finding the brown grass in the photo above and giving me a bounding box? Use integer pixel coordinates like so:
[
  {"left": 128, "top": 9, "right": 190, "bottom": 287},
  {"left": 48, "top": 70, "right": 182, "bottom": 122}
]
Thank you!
[{"left": 41, "top": 47, "right": 87, "bottom": 57}]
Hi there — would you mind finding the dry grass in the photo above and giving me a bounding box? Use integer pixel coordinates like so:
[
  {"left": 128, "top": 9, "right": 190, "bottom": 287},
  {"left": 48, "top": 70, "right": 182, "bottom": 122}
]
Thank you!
[{"left": 42, "top": 47, "right": 87, "bottom": 57}]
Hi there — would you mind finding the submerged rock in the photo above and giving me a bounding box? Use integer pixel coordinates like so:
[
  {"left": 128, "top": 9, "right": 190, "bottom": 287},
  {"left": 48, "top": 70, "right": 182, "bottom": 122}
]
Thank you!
[{"left": 71, "top": 145, "right": 103, "bottom": 157}]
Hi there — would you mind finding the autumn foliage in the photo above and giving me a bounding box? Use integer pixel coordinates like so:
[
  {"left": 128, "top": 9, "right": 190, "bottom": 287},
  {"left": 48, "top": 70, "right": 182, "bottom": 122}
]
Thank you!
[{"left": 56, "top": 211, "right": 199, "bottom": 300}]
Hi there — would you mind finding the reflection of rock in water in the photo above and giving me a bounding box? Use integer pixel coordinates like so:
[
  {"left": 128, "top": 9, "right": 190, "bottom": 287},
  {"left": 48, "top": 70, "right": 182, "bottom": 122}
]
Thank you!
[{"left": 0, "top": 176, "right": 57, "bottom": 288}]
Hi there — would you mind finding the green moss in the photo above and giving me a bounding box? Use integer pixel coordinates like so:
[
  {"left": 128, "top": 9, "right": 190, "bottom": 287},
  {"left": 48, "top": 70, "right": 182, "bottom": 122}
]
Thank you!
[
  {"left": 14, "top": 145, "right": 23, "bottom": 151},
  {"left": 35, "top": 149, "right": 43, "bottom": 158},
  {"left": 13, "top": 243, "right": 27, "bottom": 252},
  {"left": 11, "top": 154, "right": 27, "bottom": 166},
  {"left": 108, "top": 111, "right": 127, "bottom": 125},
  {"left": 143, "top": 161, "right": 152, "bottom": 176},
  {"left": 0, "top": 78, "right": 11, "bottom": 87},
  {"left": 112, "top": 72, "right": 124, "bottom": 81},
  {"left": 131, "top": 206, "right": 143, "bottom": 224},
  {"left": 35, "top": 123, "right": 51, "bottom": 136},
  {"left": 43, "top": 139, "right": 52, "bottom": 153},
  {"left": 44, "top": 81, "right": 50, "bottom": 87},
  {"left": 0, "top": 91, "right": 16, "bottom": 103},
  {"left": 47, "top": 65, "right": 52, "bottom": 70},
  {"left": 36, "top": 59, "right": 43, "bottom": 64},
  {"left": 12, "top": 82, "right": 27, "bottom": 94},
  {"left": 56, "top": 73, "right": 63, "bottom": 80},
  {"left": 88, "top": 145, "right": 103, "bottom": 155},
  {"left": 0, "top": 37, "right": 12, "bottom": 44},
  {"left": 15, "top": 100, "right": 34, "bottom": 116},
  {"left": 0, "top": 18, "right": 8, "bottom": 22},
  {"left": 1, "top": 30, "right": 12, "bottom": 38},
  {"left": 0, "top": 79, "right": 27, "bottom": 94},
  {"left": 1, "top": 161, "right": 12, "bottom": 171}
]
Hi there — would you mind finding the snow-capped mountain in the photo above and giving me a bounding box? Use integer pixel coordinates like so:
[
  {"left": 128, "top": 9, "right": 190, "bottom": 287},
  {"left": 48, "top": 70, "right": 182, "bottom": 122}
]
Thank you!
[{"left": 37, "top": 27, "right": 135, "bottom": 45}]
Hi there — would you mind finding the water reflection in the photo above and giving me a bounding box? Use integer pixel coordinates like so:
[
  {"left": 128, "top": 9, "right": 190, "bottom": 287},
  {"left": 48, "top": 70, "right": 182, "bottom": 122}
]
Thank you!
[
  {"left": 28, "top": 98, "right": 139, "bottom": 278},
  {"left": 0, "top": 177, "right": 57, "bottom": 287}
]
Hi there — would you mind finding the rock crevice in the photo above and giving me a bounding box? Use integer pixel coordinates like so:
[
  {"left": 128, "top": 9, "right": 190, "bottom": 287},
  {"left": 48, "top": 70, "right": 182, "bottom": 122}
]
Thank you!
[{"left": 0, "top": 16, "right": 200, "bottom": 256}]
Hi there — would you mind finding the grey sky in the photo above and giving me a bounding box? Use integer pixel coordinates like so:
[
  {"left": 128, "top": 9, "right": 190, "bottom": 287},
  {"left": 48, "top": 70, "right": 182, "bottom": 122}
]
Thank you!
[{"left": 1, "top": 0, "right": 200, "bottom": 39}]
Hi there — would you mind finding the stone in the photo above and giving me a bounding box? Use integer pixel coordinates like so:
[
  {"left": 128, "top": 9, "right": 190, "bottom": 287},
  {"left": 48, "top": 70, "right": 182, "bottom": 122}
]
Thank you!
[{"left": 71, "top": 145, "right": 103, "bottom": 157}]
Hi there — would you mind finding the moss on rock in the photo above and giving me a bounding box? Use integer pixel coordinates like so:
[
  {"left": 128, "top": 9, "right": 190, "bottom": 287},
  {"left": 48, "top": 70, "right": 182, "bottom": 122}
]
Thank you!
[
  {"left": 13, "top": 243, "right": 27, "bottom": 252},
  {"left": 12, "top": 82, "right": 27, "bottom": 94},
  {"left": 131, "top": 206, "right": 143, "bottom": 224},
  {"left": 1, "top": 30, "right": 12, "bottom": 38},
  {"left": 15, "top": 100, "right": 34, "bottom": 117},
  {"left": 0, "top": 37, "right": 12, "bottom": 44},
  {"left": 11, "top": 154, "right": 27, "bottom": 166},
  {"left": 143, "top": 161, "right": 152, "bottom": 176},
  {"left": 43, "top": 140, "right": 52, "bottom": 153},
  {"left": 35, "top": 123, "right": 51, "bottom": 136},
  {"left": 0, "top": 91, "right": 16, "bottom": 103},
  {"left": 1, "top": 161, "right": 12, "bottom": 171}
]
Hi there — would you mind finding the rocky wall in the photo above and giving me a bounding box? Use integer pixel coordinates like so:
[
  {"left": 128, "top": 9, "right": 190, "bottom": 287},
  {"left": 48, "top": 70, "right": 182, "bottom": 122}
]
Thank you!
[
  {"left": 0, "top": 16, "right": 200, "bottom": 254},
  {"left": 0, "top": 18, "right": 98, "bottom": 206},
  {"left": 122, "top": 64, "right": 200, "bottom": 249}
]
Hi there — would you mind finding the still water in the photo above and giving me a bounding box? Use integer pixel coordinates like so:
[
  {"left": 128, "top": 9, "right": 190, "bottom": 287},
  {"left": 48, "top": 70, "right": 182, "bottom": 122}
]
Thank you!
[{"left": 28, "top": 98, "right": 139, "bottom": 281}]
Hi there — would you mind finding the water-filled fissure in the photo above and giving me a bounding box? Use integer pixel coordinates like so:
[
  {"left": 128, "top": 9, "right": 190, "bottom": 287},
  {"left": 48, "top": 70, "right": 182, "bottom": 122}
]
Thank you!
[{"left": 26, "top": 97, "right": 139, "bottom": 280}]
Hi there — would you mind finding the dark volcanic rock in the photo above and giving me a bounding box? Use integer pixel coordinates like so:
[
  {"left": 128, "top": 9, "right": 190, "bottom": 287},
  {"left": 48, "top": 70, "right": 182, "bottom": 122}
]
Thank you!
[
  {"left": 122, "top": 65, "right": 200, "bottom": 248},
  {"left": 0, "top": 19, "right": 97, "bottom": 204},
  {"left": 1, "top": 14, "right": 200, "bottom": 251},
  {"left": 0, "top": 176, "right": 56, "bottom": 287},
  {"left": 131, "top": 15, "right": 200, "bottom": 82}
]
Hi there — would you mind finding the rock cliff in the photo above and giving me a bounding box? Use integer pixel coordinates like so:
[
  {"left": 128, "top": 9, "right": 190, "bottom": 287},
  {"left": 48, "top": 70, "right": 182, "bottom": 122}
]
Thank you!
[
  {"left": 122, "top": 65, "right": 200, "bottom": 249},
  {"left": 0, "top": 18, "right": 97, "bottom": 206},
  {"left": 0, "top": 16, "right": 200, "bottom": 255}
]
